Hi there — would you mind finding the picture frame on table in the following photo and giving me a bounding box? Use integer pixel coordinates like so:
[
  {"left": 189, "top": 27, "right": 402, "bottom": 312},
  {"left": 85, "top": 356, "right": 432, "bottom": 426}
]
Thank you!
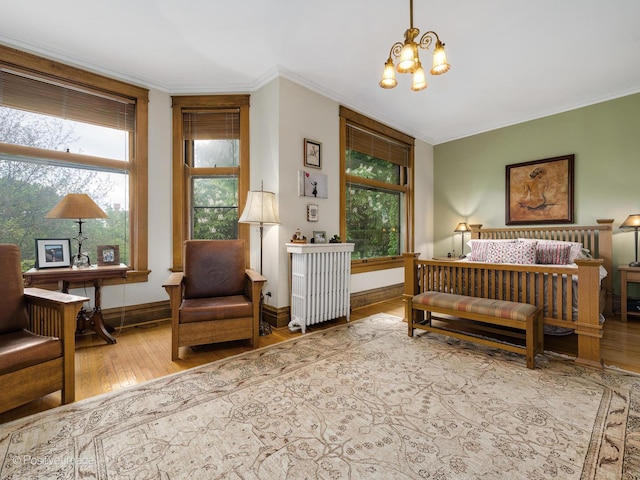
[
  {"left": 506, "top": 154, "right": 574, "bottom": 225},
  {"left": 313, "top": 231, "right": 327, "bottom": 244},
  {"left": 304, "top": 138, "right": 322, "bottom": 169},
  {"left": 35, "top": 238, "right": 71, "bottom": 269},
  {"left": 97, "top": 245, "right": 120, "bottom": 266}
]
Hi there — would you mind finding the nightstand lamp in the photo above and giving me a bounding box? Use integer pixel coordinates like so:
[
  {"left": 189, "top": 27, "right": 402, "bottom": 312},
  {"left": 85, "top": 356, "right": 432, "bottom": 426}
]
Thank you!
[
  {"left": 620, "top": 214, "right": 640, "bottom": 267},
  {"left": 454, "top": 222, "right": 470, "bottom": 258}
]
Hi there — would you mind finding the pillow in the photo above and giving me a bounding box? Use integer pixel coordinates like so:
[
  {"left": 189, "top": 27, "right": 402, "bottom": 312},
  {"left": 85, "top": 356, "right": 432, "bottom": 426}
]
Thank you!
[
  {"left": 536, "top": 243, "right": 572, "bottom": 264},
  {"left": 468, "top": 239, "right": 516, "bottom": 262},
  {"left": 523, "top": 238, "right": 583, "bottom": 263},
  {"left": 486, "top": 240, "right": 538, "bottom": 264}
]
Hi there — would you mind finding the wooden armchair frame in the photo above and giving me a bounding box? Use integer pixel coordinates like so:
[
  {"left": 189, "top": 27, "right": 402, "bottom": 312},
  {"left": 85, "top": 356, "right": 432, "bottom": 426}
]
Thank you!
[
  {"left": 1, "top": 287, "right": 88, "bottom": 413},
  {"left": 164, "top": 269, "right": 266, "bottom": 361}
]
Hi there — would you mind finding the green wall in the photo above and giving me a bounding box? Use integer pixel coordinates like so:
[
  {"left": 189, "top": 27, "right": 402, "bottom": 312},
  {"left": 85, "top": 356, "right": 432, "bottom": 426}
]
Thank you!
[{"left": 433, "top": 93, "right": 640, "bottom": 294}]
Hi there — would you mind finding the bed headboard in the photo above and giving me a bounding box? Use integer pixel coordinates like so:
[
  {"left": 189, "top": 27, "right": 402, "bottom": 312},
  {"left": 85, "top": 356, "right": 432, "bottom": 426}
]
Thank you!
[{"left": 469, "top": 219, "right": 614, "bottom": 313}]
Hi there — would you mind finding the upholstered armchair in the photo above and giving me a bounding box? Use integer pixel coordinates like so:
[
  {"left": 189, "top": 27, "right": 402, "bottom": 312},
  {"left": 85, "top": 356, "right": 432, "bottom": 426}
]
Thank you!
[
  {"left": 0, "top": 244, "right": 88, "bottom": 414},
  {"left": 163, "top": 240, "right": 267, "bottom": 361}
]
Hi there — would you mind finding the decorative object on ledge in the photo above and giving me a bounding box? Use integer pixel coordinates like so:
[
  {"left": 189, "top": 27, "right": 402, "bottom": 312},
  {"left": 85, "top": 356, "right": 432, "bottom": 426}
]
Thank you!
[
  {"left": 290, "top": 228, "right": 307, "bottom": 244},
  {"left": 313, "top": 231, "right": 327, "bottom": 244},
  {"left": 453, "top": 222, "right": 470, "bottom": 258},
  {"left": 506, "top": 154, "right": 574, "bottom": 225},
  {"left": 304, "top": 138, "right": 322, "bottom": 169},
  {"left": 239, "top": 181, "right": 280, "bottom": 275},
  {"left": 379, "top": 0, "right": 450, "bottom": 91},
  {"left": 329, "top": 234, "right": 341, "bottom": 244},
  {"left": 45, "top": 193, "right": 108, "bottom": 267},
  {"left": 97, "top": 245, "right": 120, "bottom": 266},
  {"left": 620, "top": 214, "right": 640, "bottom": 267},
  {"left": 35, "top": 238, "right": 71, "bottom": 269}
]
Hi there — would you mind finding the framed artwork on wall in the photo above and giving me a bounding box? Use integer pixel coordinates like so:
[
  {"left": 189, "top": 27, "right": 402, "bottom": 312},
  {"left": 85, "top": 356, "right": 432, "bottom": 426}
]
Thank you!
[
  {"left": 307, "top": 204, "right": 319, "bottom": 222},
  {"left": 304, "top": 138, "right": 322, "bottom": 169},
  {"left": 506, "top": 154, "right": 574, "bottom": 225},
  {"left": 298, "top": 170, "right": 328, "bottom": 198},
  {"left": 35, "top": 238, "right": 71, "bottom": 269}
]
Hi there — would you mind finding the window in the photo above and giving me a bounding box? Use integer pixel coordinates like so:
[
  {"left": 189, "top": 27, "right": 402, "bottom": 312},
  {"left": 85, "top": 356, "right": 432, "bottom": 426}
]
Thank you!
[
  {"left": 0, "top": 46, "right": 149, "bottom": 278},
  {"left": 171, "top": 95, "right": 250, "bottom": 270},
  {"left": 340, "top": 106, "right": 414, "bottom": 272}
]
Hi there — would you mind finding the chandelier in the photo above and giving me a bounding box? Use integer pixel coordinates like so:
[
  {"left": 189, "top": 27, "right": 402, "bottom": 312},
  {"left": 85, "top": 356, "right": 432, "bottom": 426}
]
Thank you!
[{"left": 379, "top": 0, "right": 450, "bottom": 91}]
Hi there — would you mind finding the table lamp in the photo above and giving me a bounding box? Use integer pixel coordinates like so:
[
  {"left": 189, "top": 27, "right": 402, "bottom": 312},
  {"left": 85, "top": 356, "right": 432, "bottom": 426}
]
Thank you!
[
  {"left": 620, "top": 214, "right": 640, "bottom": 267},
  {"left": 454, "top": 222, "right": 470, "bottom": 258},
  {"left": 45, "top": 193, "right": 108, "bottom": 267}
]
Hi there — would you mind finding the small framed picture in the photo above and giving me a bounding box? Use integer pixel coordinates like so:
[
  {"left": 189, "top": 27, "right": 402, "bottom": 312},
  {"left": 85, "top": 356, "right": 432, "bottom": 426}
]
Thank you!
[
  {"left": 35, "top": 238, "right": 71, "bottom": 269},
  {"left": 97, "top": 245, "right": 120, "bottom": 265},
  {"left": 304, "top": 138, "right": 322, "bottom": 169},
  {"left": 307, "top": 204, "right": 319, "bottom": 222},
  {"left": 313, "top": 231, "right": 327, "bottom": 244}
]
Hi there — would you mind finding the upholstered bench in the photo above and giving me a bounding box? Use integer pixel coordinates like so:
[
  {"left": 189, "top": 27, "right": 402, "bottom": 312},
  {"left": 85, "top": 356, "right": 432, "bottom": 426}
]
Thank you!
[{"left": 409, "top": 292, "right": 543, "bottom": 369}]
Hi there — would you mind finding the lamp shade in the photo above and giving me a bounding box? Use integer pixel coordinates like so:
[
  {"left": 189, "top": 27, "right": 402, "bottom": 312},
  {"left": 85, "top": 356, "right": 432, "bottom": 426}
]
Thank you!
[
  {"left": 238, "top": 190, "right": 280, "bottom": 225},
  {"left": 454, "top": 222, "right": 470, "bottom": 233},
  {"left": 620, "top": 214, "right": 640, "bottom": 230},
  {"left": 45, "top": 193, "right": 108, "bottom": 219}
]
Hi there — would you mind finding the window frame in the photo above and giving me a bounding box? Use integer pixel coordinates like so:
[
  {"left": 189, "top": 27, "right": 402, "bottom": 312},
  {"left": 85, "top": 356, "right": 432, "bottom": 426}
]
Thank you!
[
  {"left": 0, "top": 45, "right": 149, "bottom": 283},
  {"left": 171, "top": 95, "right": 250, "bottom": 270},
  {"left": 339, "top": 106, "right": 415, "bottom": 273}
]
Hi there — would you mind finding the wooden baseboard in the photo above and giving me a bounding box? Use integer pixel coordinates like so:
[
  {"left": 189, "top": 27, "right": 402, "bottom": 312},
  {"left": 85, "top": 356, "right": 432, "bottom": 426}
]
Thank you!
[{"left": 101, "top": 283, "right": 404, "bottom": 330}]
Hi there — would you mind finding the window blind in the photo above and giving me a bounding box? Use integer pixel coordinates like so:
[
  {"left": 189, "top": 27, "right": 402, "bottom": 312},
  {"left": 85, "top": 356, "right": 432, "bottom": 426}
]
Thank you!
[
  {"left": 182, "top": 110, "right": 240, "bottom": 140},
  {"left": 0, "top": 68, "right": 136, "bottom": 131},
  {"left": 346, "top": 124, "right": 409, "bottom": 167}
]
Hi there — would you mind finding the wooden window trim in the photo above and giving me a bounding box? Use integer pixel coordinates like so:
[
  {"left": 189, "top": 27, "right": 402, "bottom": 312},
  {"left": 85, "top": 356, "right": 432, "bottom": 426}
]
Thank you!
[
  {"left": 340, "top": 106, "right": 414, "bottom": 271},
  {"left": 171, "top": 95, "right": 250, "bottom": 270},
  {"left": 0, "top": 45, "right": 150, "bottom": 282}
]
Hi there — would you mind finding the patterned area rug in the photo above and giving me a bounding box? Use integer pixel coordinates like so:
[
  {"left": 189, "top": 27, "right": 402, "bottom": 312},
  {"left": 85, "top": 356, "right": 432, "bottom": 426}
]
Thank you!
[{"left": 1, "top": 314, "right": 639, "bottom": 479}]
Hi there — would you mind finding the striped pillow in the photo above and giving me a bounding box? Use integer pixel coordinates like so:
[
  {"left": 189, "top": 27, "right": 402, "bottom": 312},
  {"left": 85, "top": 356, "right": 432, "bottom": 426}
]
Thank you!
[{"left": 536, "top": 243, "right": 572, "bottom": 264}]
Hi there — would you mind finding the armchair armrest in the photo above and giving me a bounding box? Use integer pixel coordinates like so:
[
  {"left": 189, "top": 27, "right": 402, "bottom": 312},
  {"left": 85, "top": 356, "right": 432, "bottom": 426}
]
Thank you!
[
  {"left": 245, "top": 269, "right": 267, "bottom": 302},
  {"left": 22, "top": 287, "right": 88, "bottom": 405}
]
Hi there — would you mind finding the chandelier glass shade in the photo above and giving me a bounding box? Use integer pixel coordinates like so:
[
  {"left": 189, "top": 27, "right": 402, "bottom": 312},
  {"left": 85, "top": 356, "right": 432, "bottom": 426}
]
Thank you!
[{"left": 379, "top": 0, "right": 450, "bottom": 91}]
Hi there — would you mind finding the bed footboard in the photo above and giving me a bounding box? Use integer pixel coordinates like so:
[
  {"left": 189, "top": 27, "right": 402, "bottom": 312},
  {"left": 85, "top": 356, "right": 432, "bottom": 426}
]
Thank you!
[{"left": 403, "top": 253, "right": 604, "bottom": 367}]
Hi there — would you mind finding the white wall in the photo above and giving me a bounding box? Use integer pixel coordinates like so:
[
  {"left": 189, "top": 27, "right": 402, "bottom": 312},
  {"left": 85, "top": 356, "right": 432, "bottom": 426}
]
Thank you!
[{"left": 95, "top": 79, "right": 435, "bottom": 311}]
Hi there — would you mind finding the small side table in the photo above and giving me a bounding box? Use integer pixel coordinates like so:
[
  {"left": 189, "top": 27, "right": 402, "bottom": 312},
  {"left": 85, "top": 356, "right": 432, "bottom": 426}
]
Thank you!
[
  {"left": 24, "top": 264, "right": 128, "bottom": 344},
  {"left": 619, "top": 265, "right": 640, "bottom": 322}
]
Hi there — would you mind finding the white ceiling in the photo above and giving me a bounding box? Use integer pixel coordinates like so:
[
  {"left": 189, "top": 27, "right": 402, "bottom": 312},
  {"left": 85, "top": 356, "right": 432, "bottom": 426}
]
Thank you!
[{"left": 1, "top": 0, "right": 639, "bottom": 145}]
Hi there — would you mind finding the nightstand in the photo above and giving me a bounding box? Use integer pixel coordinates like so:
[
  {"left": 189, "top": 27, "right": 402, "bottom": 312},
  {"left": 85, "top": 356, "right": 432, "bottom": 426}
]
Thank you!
[{"left": 619, "top": 265, "right": 640, "bottom": 322}]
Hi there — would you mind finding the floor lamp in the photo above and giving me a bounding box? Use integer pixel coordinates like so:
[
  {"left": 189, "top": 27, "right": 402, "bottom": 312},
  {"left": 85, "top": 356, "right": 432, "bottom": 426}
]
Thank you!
[
  {"left": 454, "top": 222, "right": 470, "bottom": 258},
  {"left": 239, "top": 182, "right": 280, "bottom": 334},
  {"left": 620, "top": 214, "right": 640, "bottom": 267}
]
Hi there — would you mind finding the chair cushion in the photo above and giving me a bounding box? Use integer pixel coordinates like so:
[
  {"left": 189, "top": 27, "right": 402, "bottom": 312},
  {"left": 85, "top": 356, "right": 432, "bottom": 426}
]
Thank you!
[
  {"left": 180, "top": 295, "right": 253, "bottom": 324},
  {"left": 0, "top": 329, "right": 62, "bottom": 375},
  {"left": 0, "top": 244, "right": 29, "bottom": 334},
  {"left": 183, "top": 240, "right": 247, "bottom": 299}
]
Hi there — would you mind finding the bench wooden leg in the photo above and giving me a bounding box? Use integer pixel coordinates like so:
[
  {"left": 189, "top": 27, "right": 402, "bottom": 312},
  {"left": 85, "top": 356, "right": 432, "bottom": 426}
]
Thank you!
[{"left": 525, "top": 311, "right": 543, "bottom": 369}]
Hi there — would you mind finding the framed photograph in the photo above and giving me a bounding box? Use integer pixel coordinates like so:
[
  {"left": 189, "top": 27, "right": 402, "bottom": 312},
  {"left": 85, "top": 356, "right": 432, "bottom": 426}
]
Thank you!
[
  {"left": 307, "top": 204, "right": 319, "bottom": 222},
  {"left": 35, "top": 238, "right": 71, "bottom": 269},
  {"left": 506, "top": 154, "right": 574, "bottom": 225},
  {"left": 304, "top": 138, "right": 322, "bottom": 169},
  {"left": 313, "top": 231, "right": 327, "bottom": 244},
  {"left": 97, "top": 245, "right": 120, "bottom": 266}
]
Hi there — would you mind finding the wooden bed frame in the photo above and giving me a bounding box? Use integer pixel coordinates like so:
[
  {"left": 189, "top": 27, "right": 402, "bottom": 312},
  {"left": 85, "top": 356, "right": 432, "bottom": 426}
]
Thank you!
[{"left": 403, "top": 219, "right": 614, "bottom": 367}]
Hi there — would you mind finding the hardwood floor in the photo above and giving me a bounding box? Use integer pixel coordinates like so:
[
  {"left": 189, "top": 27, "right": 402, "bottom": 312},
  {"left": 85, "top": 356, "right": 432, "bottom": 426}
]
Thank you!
[{"left": 2, "top": 297, "right": 639, "bottom": 424}]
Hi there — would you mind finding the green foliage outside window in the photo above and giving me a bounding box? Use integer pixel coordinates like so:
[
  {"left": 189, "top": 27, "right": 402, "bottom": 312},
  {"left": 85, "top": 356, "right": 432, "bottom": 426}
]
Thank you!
[{"left": 346, "top": 151, "right": 403, "bottom": 259}]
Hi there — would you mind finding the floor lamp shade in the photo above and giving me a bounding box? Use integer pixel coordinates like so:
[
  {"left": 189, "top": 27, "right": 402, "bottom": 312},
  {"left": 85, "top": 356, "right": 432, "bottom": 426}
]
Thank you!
[{"left": 238, "top": 190, "right": 280, "bottom": 225}]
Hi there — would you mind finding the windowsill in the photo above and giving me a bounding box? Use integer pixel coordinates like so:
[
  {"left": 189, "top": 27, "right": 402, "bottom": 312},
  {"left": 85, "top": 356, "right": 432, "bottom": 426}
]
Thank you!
[{"left": 351, "top": 257, "right": 403, "bottom": 274}]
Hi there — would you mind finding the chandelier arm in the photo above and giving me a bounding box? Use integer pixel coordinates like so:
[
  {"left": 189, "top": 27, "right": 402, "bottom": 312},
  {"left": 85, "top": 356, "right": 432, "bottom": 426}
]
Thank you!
[
  {"left": 417, "top": 31, "right": 438, "bottom": 50},
  {"left": 389, "top": 41, "right": 405, "bottom": 60}
]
